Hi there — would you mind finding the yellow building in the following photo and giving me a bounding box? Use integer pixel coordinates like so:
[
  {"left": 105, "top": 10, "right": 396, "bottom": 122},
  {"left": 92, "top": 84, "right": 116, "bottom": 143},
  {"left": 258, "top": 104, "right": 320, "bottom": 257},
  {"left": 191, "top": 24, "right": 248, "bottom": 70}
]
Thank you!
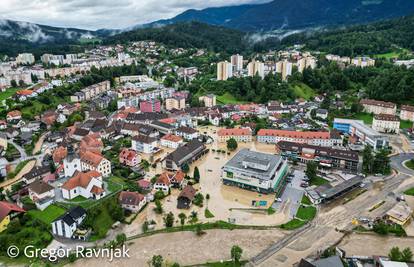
[
  {"left": 385, "top": 202, "right": 413, "bottom": 226},
  {"left": 0, "top": 201, "right": 25, "bottom": 232}
]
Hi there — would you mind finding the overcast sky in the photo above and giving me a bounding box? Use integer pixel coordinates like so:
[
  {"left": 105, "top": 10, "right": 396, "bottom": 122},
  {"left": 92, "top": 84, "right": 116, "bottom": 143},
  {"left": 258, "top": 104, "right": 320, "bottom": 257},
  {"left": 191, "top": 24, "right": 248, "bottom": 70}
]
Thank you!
[{"left": 0, "top": 0, "right": 269, "bottom": 30}]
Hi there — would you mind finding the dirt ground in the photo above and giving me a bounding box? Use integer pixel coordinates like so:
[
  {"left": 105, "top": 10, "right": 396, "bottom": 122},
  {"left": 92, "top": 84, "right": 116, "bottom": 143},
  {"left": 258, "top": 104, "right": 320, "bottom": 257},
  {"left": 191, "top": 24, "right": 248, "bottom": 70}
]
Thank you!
[
  {"left": 124, "top": 126, "right": 289, "bottom": 236},
  {"left": 0, "top": 159, "right": 36, "bottom": 189},
  {"left": 338, "top": 233, "right": 414, "bottom": 257},
  {"left": 69, "top": 228, "right": 287, "bottom": 267}
]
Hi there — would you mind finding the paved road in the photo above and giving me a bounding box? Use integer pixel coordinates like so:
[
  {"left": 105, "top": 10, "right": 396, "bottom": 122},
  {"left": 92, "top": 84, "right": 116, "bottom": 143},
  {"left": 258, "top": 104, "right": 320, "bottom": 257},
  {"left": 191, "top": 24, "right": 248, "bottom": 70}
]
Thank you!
[
  {"left": 249, "top": 167, "right": 414, "bottom": 266},
  {"left": 390, "top": 153, "right": 414, "bottom": 175}
]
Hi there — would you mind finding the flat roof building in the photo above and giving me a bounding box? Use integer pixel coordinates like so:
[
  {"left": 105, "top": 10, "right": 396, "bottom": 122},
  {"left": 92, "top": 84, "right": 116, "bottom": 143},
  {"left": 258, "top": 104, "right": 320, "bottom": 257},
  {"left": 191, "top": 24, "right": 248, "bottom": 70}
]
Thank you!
[{"left": 221, "top": 148, "right": 288, "bottom": 194}]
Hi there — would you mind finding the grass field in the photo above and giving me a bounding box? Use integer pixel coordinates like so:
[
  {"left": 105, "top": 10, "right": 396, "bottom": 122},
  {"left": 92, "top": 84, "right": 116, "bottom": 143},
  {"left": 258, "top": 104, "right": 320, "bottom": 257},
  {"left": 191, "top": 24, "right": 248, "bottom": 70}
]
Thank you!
[
  {"left": 0, "top": 87, "right": 19, "bottom": 102},
  {"left": 354, "top": 112, "right": 374, "bottom": 124},
  {"left": 280, "top": 218, "right": 307, "bottom": 230},
  {"left": 217, "top": 93, "right": 246, "bottom": 104},
  {"left": 204, "top": 209, "right": 215, "bottom": 218},
  {"left": 296, "top": 206, "right": 317, "bottom": 221},
  {"left": 404, "top": 187, "right": 414, "bottom": 196},
  {"left": 310, "top": 176, "right": 329, "bottom": 186},
  {"left": 301, "top": 195, "right": 312, "bottom": 205},
  {"left": 400, "top": 120, "right": 413, "bottom": 129},
  {"left": 28, "top": 204, "right": 66, "bottom": 224},
  {"left": 405, "top": 160, "right": 414, "bottom": 171},
  {"left": 374, "top": 51, "right": 400, "bottom": 59},
  {"left": 292, "top": 83, "right": 316, "bottom": 100}
]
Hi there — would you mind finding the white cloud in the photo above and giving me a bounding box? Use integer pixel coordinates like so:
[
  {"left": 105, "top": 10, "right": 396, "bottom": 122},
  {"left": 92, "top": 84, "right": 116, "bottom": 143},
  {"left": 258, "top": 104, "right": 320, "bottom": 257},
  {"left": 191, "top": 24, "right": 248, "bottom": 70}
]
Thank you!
[{"left": 0, "top": 0, "right": 269, "bottom": 30}]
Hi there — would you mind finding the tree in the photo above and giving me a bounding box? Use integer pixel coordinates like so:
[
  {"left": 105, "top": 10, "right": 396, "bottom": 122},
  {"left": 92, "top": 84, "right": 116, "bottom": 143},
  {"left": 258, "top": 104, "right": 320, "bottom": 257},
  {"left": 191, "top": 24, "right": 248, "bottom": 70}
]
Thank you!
[
  {"left": 181, "top": 163, "right": 190, "bottom": 173},
  {"left": 373, "top": 221, "right": 389, "bottom": 235},
  {"left": 305, "top": 161, "right": 318, "bottom": 180},
  {"left": 402, "top": 247, "right": 413, "bottom": 262},
  {"left": 389, "top": 247, "right": 402, "bottom": 261},
  {"left": 373, "top": 149, "right": 391, "bottom": 175},
  {"left": 193, "top": 166, "right": 200, "bottom": 183},
  {"left": 154, "top": 199, "right": 163, "bottom": 214},
  {"left": 231, "top": 245, "right": 243, "bottom": 264},
  {"left": 206, "top": 193, "right": 210, "bottom": 209},
  {"left": 226, "top": 138, "right": 238, "bottom": 151},
  {"left": 195, "top": 224, "right": 205, "bottom": 236},
  {"left": 10, "top": 80, "right": 17, "bottom": 88},
  {"left": 115, "top": 233, "right": 127, "bottom": 245},
  {"left": 362, "top": 146, "right": 374, "bottom": 174},
  {"left": 164, "top": 212, "right": 175, "bottom": 228},
  {"left": 178, "top": 213, "right": 187, "bottom": 229},
  {"left": 193, "top": 193, "right": 204, "bottom": 207},
  {"left": 151, "top": 255, "right": 163, "bottom": 267},
  {"left": 189, "top": 211, "right": 198, "bottom": 224}
]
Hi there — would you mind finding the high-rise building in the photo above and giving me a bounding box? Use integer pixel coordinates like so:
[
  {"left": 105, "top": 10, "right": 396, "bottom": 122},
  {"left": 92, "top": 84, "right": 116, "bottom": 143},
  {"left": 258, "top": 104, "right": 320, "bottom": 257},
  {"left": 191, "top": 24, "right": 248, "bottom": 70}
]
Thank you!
[
  {"left": 275, "top": 60, "right": 293, "bottom": 81},
  {"left": 217, "top": 61, "right": 233, "bottom": 81},
  {"left": 247, "top": 60, "right": 265, "bottom": 78},
  {"left": 297, "top": 57, "right": 317, "bottom": 73},
  {"left": 230, "top": 54, "right": 243, "bottom": 72},
  {"left": 140, "top": 99, "right": 161, "bottom": 113},
  {"left": 16, "top": 53, "right": 35, "bottom": 65}
]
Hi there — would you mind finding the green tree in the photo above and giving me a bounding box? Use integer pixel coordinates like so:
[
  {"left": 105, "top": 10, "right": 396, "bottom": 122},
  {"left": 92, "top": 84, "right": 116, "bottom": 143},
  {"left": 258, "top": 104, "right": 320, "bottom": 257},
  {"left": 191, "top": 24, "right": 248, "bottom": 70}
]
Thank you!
[
  {"left": 389, "top": 247, "right": 402, "bottom": 261},
  {"left": 154, "top": 199, "right": 163, "bottom": 214},
  {"left": 226, "top": 138, "right": 238, "bottom": 151},
  {"left": 305, "top": 161, "right": 318, "bottom": 180},
  {"left": 115, "top": 233, "right": 127, "bottom": 245},
  {"left": 178, "top": 213, "right": 187, "bottom": 229},
  {"left": 193, "top": 193, "right": 204, "bottom": 207},
  {"left": 402, "top": 247, "right": 413, "bottom": 262},
  {"left": 373, "top": 149, "right": 391, "bottom": 175},
  {"left": 193, "top": 166, "right": 200, "bottom": 183},
  {"left": 151, "top": 255, "right": 163, "bottom": 267},
  {"left": 362, "top": 146, "right": 374, "bottom": 174},
  {"left": 231, "top": 245, "right": 243, "bottom": 264},
  {"left": 181, "top": 163, "right": 190, "bottom": 173},
  {"left": 164, "top": 212, "right": 175, "bottom": 228}
]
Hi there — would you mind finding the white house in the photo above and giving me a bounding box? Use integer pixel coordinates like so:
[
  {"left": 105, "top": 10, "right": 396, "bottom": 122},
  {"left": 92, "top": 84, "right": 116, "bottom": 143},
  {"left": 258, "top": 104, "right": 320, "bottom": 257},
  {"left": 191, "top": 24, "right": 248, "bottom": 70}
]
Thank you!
[
  {"left": 118, "top": 191, "right": 147, "bottom": 213},
  {"left": 61, "top": 171, "right": 106, "bottom": 200},
  {"left": 175, "top": 126, "right": 199, "bottom": 140},
  {"left": 160, "top": 134, "right": 183, "bottom": 149},
  {"left": 28, "top": 180, "right": 55, "bottom": 211},
  {"left": 131, "top": 135, "right": 159, "bottom": 154},
  {"left": 51, "top": 206, "right": 87, "bottom": 239}
]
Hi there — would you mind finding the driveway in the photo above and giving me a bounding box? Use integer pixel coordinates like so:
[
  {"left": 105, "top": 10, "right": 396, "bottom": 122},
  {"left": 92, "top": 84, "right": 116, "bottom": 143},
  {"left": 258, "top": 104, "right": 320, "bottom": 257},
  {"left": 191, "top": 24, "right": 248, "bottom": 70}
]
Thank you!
[
  {"left": 390, "top": 153, "right": 414, "bottom": 175},
  {"left": 273, "top": 169, "right": 305, "bottom": 218}
]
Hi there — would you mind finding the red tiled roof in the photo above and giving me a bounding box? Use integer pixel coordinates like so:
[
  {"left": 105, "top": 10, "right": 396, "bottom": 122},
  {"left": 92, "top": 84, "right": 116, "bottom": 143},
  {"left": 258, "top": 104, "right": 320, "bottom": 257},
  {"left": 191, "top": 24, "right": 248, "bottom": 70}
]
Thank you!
[
  {"left": 257, "top": 129, "right": 330, "bottom": 139},
  {"left": 119, "top": 191, "right": 144, "bottom": 206},
  {"left": 161, "top": 134, "right": 183, "bottom": 142},
  {"left": 0, "top": 201, "right": 25, "bottom": 222},
  {"left": 16, "top": 89, "right": 34, "bottom": 96},
  {"left": 62, "top": 170, "right": 101, "bottom": 190},
  {"left": 218, "top": 128, "right": 252, "bottom": 137},
  {"left": 80, "top": 151, "right": 105, "bottom": 167}
]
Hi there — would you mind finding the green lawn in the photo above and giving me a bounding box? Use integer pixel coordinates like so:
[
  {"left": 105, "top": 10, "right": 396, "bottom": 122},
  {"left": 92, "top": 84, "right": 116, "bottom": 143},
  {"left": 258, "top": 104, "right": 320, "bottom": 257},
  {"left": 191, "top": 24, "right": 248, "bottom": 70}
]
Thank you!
[
  {"left": 28, "top": 204, "right": 66, "bottom": 224},
  {"left": 296, "top": 206, "right": 317, "bottom": 221},
  {"left": 68, "top": 195, "right": 88, "bottom": 202},
  {"left": 354, "top": 112, "right": 374, "bottom": 124},
  {"left": 374, "top": 51, "right": 400, "bottom": 59},
  {"left": 204, "top": 209, "right": 215, "bottom": 218},
  {"left": 310, "top": 176, "right": 330, "bottom": 186},
  {"left": 301, "top": 195, "right": 312, "bottom": 205},
  {"left": 89, "top": 207, "right": 114, "bottom": 241},
  {"left": 404, "top": 160, "right": 414, "bottom": 171},
  {"left": 0, "top": 87, "right": 19, "bottom": 102},
  {"left": 404, "top": 187, "right": 414, "bottom": 196},
  {"left": 280, "top": 218, "right": 307, "bottom": 230},
  {"left": 400, "top": 120, "right": 413, "bottom": 129},
  {"left": 217, "top": 93, "right": 246, "bottom": 104},
  {"left": 292, "top": 83, "right": 316, "bottom": 100}
]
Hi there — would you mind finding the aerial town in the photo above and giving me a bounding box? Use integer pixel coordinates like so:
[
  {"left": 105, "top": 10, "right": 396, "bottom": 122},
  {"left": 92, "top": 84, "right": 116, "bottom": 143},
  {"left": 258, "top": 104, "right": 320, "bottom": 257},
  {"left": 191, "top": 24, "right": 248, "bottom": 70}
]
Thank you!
[{"left": 1, "top": 2, "right": 414, "bottom": 267}]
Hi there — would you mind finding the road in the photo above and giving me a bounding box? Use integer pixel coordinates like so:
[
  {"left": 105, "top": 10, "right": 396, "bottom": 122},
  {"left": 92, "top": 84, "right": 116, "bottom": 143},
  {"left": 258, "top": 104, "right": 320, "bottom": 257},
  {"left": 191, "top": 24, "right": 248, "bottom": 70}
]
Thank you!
[{"left": 248, "top": 153, "right": 414, "bottom": 266}]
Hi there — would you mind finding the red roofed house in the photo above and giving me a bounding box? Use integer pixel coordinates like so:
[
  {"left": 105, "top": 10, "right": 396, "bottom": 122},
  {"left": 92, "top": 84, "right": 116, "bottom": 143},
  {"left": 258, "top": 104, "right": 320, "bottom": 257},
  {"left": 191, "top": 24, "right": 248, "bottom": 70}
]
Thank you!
[
  {"left": 160, "top": 134, "right": 183, "bottom": 149},
  {"left": 41, "top": 110, "right": 57, "bottom": 126},
  {"left": 61, "top": 170, "right": 105, "bottom": 200},
  {"left": 80, "top": 133, "right": 104, "bottom": 154},
  {"left": 137, "top": 179, "right": 152, "bottom": 191},
  {"left": 53, "top": 146, "right": 67, "bottom": 164},
  {"left": 154, "top": 170, "right": 185, "bottom": 193},
  {"left": 119, "top": 191, "right": 146, "bottom": 213},
  {"left": 257, "top": 129, "right": 342, "bottom": 147},
  {"left": 6, "top": 110, "right": 22, "bottom": 122},
  {"left": 0, "top": 201, "right": 25, "bottom": 232},
  {"left": 218, "top": 128, "right": 252, "bottom": 143},
  {"left": 119, "top": 148, "right": 141, "bottom": 167},
  {"left": 15, "top": 89, "right": 36, "bottom": 101},
  {"left": 80, "top": 150, "right": 111, "bottom": 177}
]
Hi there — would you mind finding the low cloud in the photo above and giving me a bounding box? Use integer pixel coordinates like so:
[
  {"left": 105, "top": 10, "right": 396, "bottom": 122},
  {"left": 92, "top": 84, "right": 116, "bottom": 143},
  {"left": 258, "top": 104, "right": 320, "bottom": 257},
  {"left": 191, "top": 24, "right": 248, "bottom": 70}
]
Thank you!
[{"left": 0, "top": 0, "right": 270, "bottom": 30}]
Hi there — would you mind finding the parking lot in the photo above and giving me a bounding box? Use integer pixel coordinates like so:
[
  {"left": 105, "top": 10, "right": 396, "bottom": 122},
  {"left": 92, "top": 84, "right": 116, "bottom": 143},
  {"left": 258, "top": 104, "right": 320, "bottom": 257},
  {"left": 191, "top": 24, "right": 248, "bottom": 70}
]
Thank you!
[{"left": 273, "top": 169, "right": 306, "bottom": 218}]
